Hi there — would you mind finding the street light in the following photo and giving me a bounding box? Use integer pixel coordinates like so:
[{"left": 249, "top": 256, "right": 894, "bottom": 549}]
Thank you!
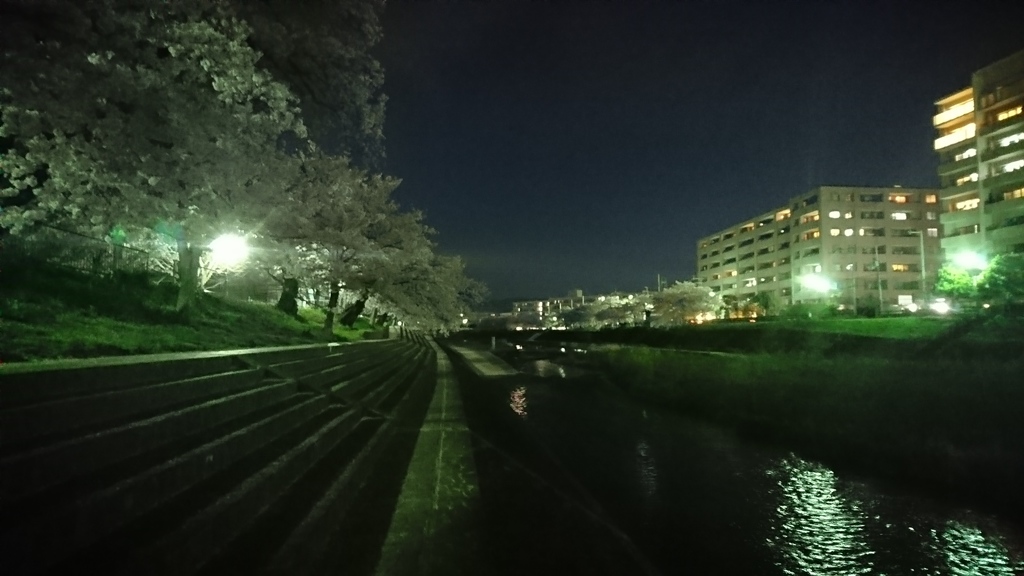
[
  {"left": 208, "top": 233, "right": 249, "bottom": 268},
  {"left": 800, "top": 274, "right": 836, "bottom": 293},
  {"left": 951, "top": 250, "right": 987, "bottom": 272}
]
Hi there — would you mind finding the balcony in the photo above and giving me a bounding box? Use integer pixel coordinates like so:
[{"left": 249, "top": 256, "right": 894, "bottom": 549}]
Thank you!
[
  {"left": 984, "top": 169, "right": 1024, "bottom": 190},
  {"left": 941, "top": 181, "right": 977, "bottom": 196},
  {"left": 940, "top": 233, "right": 984, "bottom": 256},
  {"left": 935, "top": 123, "right": 976, "bottom": 150},
  {"left": 933, "top": 100, "right": 974, "bottom": 126},
  {"left": 979, "top": 114, "right": 1024, "bottom": 137},
  {"left": 938, "top": 154, "right": 978, "bottom": 175},
  {"left": 981, "top": 138, "right": 1024, "bottom": 162}
]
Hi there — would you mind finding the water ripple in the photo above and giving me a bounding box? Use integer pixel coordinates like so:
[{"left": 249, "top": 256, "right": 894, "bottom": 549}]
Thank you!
[{"left": 768, "top": 456, "right": 874, "bottom": 575}]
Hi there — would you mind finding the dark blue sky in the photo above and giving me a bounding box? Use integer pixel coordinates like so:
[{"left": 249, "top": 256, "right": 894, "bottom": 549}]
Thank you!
[{"left": 377, "top": 0, "right": 1024, "bottom": 299}]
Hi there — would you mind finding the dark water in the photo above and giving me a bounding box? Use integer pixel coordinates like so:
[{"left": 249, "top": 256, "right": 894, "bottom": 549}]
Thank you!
[{"left": 508, "top": 358, "right": 1024, "bottom": 575}]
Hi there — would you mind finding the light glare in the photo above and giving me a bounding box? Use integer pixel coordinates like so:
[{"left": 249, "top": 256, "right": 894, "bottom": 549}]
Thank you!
[{"left": 208, "top": 234, "right": 249, "bottom": 268}]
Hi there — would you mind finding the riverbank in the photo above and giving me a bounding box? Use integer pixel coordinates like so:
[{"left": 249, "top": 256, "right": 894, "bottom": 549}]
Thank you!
[
  {"left": 590, "top": 346, "right": 1024, "bottom": 519},
  {"left": 0, "top": 262, "right": 375, "bottom": 362}
]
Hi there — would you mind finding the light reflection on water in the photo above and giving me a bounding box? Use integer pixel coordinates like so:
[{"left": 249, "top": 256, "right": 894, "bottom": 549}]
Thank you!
[
  {"left": 509, "top": 386, "right": 528, "bottom": 419},
  {"left": 634, "top": 439, "right": 658, "bottom": 502},
  {"left": 935, "top": 521, "right": 1024, "bottom": 575},
  {"left": 769, "top": 456, "right": 874, "bottom": 575},
  {"left": 768, "top": 455, "right": 1024, "bottom": 576},
  {"left": 520, "top": 359, "right": 569, "bottom": 379}
]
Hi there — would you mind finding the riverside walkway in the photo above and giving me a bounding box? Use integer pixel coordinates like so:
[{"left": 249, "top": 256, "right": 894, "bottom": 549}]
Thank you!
[{"left": 0, "top": 337, "right": 651, "bottom": 575}]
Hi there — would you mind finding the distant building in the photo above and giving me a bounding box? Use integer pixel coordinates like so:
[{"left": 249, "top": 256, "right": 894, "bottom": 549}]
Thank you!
[
  {"left": 695, "top": 186, "right": 942, "bottom": 310},
  {"left": 934, "top": 49, "right": 1024, "bottom": 259},
  {"left": 512, "top": 289, "right": 587, "bottom": 322}
]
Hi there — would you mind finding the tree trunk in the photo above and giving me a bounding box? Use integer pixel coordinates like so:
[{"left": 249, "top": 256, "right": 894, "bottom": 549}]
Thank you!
[
  {"left": 276, "top": 277, "right": 299, "bottom": 316},
  {"left": 175, "top": 241, "right": 202, "bottom": 312},
  {"left": 339, "top": 296, "right": 368, "bottom": 327},
  {"left": 322, "top": 280, "right": 341, "bottom": 335},
  {"left": 370, "top": 307, "right": 379, "bottom": 326}
]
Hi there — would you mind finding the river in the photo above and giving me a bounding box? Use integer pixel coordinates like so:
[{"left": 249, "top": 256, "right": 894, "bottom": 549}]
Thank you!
[{"left": 488, "top": 356, "right": 1024, "bottom": 575}]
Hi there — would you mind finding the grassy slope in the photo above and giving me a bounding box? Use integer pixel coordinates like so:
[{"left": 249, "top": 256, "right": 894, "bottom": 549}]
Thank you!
[{"left": 0, "top": 263, "right": 373, "bottom": 362}]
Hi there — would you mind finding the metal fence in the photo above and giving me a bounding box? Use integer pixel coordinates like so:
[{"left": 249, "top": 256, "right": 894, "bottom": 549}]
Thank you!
[{"left": 0, "top": 226, "right": 151, "bottom": 276}]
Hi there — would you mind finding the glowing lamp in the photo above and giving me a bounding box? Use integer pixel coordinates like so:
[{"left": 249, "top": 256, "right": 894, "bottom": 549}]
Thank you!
[
  {"left": 951, "top": 251, "right": 987, "bottom": 271},
  {"left": 208, "top": 234, "right": 249, "bottom": 268}
]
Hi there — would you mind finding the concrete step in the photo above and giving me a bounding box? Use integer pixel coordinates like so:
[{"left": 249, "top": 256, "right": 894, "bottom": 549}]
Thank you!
[
  {"left": 1, "top": 368, "right": 266, "bottom": 450},
  {"left": 330, "top": 346, "right": 422, "bottom": 400},
  {"left": 0, "top": 343, "right": 348, "bottom": 409},
  {"left": 1, "top": 337, "right": 437, "bottom": 576},
  {"left": 197, "top": 349, "right": 436, "bottom": 575},
  {"left": 2, "top": 393, "right": 332, "bottom": 575},
  {"left": 266, "top": 351, "right": 439, "bottom": 575},
  {"left": 72, "top": 404, "right": 360, "bottom": 575},
  {"left": 0, "top": 380, "right": 298, "bottom": 503}
]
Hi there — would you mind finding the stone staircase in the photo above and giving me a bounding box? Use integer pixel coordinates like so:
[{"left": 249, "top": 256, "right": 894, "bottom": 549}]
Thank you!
[{"left": 0, "top": 332, "right": 436, "bottom": 575}]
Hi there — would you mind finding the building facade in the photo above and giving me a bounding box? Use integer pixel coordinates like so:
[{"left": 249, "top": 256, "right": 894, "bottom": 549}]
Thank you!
[
  {"left": 512, "top": 289, "right": 587, "bottom": 322},
  {"left": 935, "top": 49, "right": 1024, "bottom": 259},
  {"left": 696, "top": 186, "right": 942, "bottom": 310}
]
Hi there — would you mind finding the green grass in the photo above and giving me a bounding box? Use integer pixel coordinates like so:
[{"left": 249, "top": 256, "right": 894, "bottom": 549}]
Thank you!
[
  {"left": 0, "top": 262, "right": 376, "bottom": 362},
  {"left": 763, "top": 316, "right": 951, "bottom": 339}
]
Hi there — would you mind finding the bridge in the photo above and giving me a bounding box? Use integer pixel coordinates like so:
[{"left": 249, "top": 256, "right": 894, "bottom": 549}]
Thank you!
[{"left": 0, "top": 331, "right": 649, "bottom": 576}]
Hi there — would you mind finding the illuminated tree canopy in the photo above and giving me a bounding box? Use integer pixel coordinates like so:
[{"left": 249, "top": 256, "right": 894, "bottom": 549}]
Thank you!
[{"left": 0, "top": 0, "right": 482, "bottom": 325}]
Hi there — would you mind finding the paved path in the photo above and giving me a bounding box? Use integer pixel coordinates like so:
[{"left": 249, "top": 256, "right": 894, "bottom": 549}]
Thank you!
[
  {"left": 373, "top": 341, "right": 483, "bottom": 576},
  {"left": 445, "top": 346, "right": 518, "bottom": 377}
]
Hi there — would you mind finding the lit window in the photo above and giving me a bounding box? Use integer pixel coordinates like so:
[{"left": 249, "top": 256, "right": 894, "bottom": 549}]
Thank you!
[
  {"left": 844, "top": 212, "right": 853, "bottom": 219},
  {"left": 776, "top": 209, "right": 791, "bottom": 221},
  {"left": 955, "top": 148, "right": 977, "bottom": 161},
  {"left": 843, "top": 229, "right": 854, "bottom": 237},
  {"left": 925, "top": 194, "right": 938, "bottom": 204},
  {"left": 813, "top": 264, "right": 821, "bottom": 273},
  {"left": 1003, "top": 159, "right": 1024, "bottom": 173},
  {"left": 890, "top": 195, "right": 908, "bottom": 203},
  {"left": 955, "top": 198, "right": 980, "bottom": 211},
  {"left": 926, "top": 211, "right": 938, "bottom": 220},
  {"left": 999, "top": 133, "right": 1024, "bottom": 148},
  {"left": 844, "top": 263, "right": 855, "bottom": 271},
  {"left": 891, "top": 212, "right": 908, "bottom": 221},
  {"left": 1004, "top": 187, "right": 1024, "bottom": 201},
  {"left": 927, "top": 228, "right": 938, "bottom": 237},
  {"left": 800, "top": 212, "right": 820, "bottom": 224},
  {"left": 830, "top": 228, "right": 841, "bottom": 236},
  {"left": 891, "top": 264, "right": 910, "bottom": 272},
  {"left": 956, "top": 173, "right": 979, "bottom": 185},
  {"left": 828, "top": 210, "right": 841, "bottom": 219},
  {"left": 997, "top": 106, "right": 1023, "bottom": 122}
]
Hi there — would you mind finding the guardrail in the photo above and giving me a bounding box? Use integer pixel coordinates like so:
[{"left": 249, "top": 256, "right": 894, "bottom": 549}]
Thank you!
[{"left": 0, "top": 330, "right": 435, "bottom": 575}]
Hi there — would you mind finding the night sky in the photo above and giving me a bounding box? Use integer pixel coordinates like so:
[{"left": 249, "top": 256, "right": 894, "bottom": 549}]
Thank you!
[{"left": 377, "top": 0, "right": 1024, "bottom": 300}]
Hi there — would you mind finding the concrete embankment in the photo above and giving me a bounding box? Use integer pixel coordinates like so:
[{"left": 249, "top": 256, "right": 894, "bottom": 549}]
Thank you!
[{"left": 0, "top": 332, "right": 436, "bottom": 575}]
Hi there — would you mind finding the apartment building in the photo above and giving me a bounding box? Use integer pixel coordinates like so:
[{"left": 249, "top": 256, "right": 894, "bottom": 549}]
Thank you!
[
  {"left": 512, "top": 289, "right": 587, "bottom": 320},
  {"left": 935, "top": 49, "right": 1024, "bottom": 259},
  {"left": 696, "top": 186, "right": 942, "bottom": 310}
]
